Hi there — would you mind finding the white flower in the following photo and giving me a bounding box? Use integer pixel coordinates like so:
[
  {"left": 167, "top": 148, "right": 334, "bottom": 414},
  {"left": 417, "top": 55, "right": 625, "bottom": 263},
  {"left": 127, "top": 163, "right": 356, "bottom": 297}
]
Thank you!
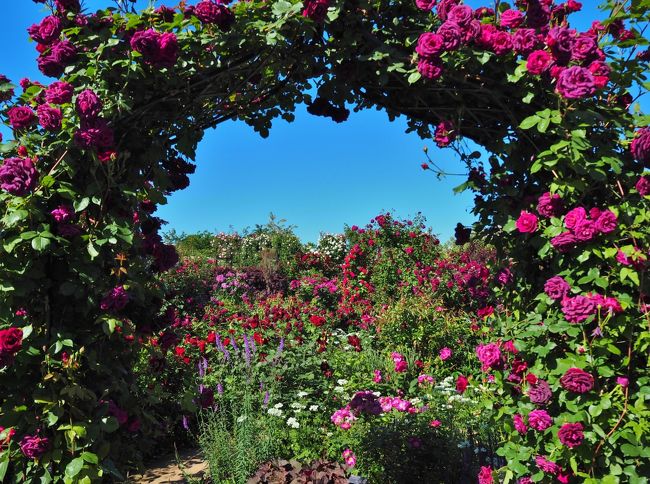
[
  {"left": 309, "top": 405, "right": 319, "bottom": 411},
  {"left": 334, "top": 386, "right": 345, "bottom": 393},
  {"left": 267, "top": 408, "right": 283, "bottom": 417},
  {"left": 297, "top": 391, "right": 309, "bottom": 398},
  {"left": 337, "top": 379, "right": 348, "bottom": 385},
  {"left": 273, "top": 403, "right": 284, "bottom": 409},
  {"left": 290, "top": 402, "right": 306, "bottom": 410},
  {"left": 236, "top": 415, "right": 247, "bottom": 423},
  {"left": 286, "top": 417, "right": 300, "bottom": 428}
]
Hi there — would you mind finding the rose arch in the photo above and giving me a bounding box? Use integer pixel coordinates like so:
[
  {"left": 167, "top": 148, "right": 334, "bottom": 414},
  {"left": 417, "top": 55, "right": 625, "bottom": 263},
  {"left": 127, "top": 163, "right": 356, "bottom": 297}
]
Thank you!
[{"left": 0, "top": 0, "right": 648, "bottom": 481}]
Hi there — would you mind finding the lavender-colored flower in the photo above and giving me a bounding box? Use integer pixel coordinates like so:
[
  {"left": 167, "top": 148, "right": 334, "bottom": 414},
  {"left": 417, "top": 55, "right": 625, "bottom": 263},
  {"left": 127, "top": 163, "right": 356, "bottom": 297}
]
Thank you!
[
  {"left": 243, "top": 334, "right": 251, "bottom": 367},
  {"left": 198, "top": 357, "right": 208, "bottom": 378},
  {"left": 182, "top": 415, "right": 190, "bottom": 430},
  {"left": 263, "top": 391, "right": 270, "bottom": 407},
  {"left": 217, "top": 382, "right": 224, "bottom": 394},
  {"left": 528, "top": 380, "right": 552, "bottom": 406},
  {"left": 0, "top": 157, "right": 38, "bottom": 196}
]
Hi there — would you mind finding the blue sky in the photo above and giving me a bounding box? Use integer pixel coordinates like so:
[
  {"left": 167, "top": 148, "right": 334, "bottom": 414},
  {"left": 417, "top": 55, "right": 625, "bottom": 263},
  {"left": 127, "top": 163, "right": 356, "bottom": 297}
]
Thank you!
[{"left": 1, "top": 1, "right": 645, "bottom": 243}]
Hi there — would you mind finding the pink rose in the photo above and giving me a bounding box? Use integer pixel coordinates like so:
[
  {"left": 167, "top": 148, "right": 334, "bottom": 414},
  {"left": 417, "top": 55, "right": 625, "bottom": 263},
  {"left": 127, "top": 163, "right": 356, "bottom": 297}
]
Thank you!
[{"left": 515, "top": 210, "right": 538, "bottom": 233}]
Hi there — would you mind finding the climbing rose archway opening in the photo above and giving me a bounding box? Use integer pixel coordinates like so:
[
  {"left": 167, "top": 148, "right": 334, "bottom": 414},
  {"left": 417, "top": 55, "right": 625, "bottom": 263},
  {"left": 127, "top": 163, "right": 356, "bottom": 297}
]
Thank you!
[{"left": 0, "top": 0, "right": 648, "bottom": 481}]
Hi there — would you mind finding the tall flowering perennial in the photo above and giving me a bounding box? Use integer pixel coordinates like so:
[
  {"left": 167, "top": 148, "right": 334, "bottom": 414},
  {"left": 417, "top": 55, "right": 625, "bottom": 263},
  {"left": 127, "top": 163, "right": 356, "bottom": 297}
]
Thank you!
[{"left": 0, "top": 0, "right": 647, "bottom": 481}]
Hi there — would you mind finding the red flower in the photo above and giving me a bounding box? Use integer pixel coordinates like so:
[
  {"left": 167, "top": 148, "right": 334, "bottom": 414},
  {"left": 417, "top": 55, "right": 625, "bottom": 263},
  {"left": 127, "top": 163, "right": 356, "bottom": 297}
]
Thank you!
[
  {"left": 309, "top": 314, "right": 326, "bottom": 327},
  {"left": 456, "top": 374, "right": 469, "bottom": 393}
]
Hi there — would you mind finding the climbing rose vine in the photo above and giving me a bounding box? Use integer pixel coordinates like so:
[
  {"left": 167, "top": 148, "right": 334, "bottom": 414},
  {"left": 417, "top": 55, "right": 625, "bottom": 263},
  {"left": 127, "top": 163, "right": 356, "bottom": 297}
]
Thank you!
[{"left": 0, "top": 0, "right": 648, "bottom": 482}]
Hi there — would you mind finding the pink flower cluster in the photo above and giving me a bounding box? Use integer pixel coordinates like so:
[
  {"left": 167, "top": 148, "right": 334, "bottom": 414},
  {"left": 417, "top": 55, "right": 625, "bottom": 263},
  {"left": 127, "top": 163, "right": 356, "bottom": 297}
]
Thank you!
[
  {"left": 130, "top": 29, "right": 179, "bottom": 68},
  {"left": 413, "top": 1, "right": 610, "bottom": 101},
  {"left": 331, "top": 406, "right": 356, "bottom": 430},
  {"left": 342, "top": 449, "right": 356, "bottom": 468},
  {"left": 551, "top": 206, "right": 617, "bottom": 252},
  {"left": 391, "top": 352, "right": 408, "bottom": 372}
]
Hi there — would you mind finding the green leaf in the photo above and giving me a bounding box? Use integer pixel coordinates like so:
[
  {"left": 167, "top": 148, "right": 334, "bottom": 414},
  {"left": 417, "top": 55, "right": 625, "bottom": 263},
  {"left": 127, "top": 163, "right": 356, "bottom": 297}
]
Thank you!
[
  {"left": 519, "top": 115, "right": 540, "bottom": 130},
  {"left": 32, "top": 236, "right": 51, "bottom": 252},
  {"left": 41, "top": 175, "right": 56, "bottom": 188},
  {"left": 537, "top": 117, "right": 550, "bottom": 133},
  {"left": 74, "top": 197, "right": 90, "bottom": 212},
  {"left": 407, "top": 72, "right": 421, "bottom": 84},
  {"left": 81, "top": 452, "right": 98, "bottom": 465},
  {"left": 88, "top": 242, "right": 99, "bottom": 259},
  {"left": 65, "top": 457, "right": 84, "bottom": 478},
  {"left": 0, "top": 456, "right": 8, "bottom": 482}
]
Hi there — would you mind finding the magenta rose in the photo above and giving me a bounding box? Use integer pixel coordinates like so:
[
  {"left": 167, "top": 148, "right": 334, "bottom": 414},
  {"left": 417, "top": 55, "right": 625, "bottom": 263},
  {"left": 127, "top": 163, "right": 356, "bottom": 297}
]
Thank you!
[
  {"left": 631, "top": 128, "right": 650, "bottom": 166},
  {"left": 0, "top": 327, "right": 23, "bottom": 357},
  {"left": 75, "top": 89, "right": 102, "bottom": 120},
  {"left": 478, "top": 466, "right": 493, "bottom": 484},
  {"left": 528, "top": 380, "right": 552, "bottom": 406},
  {"left": 416, "top": 33, "right": 445, "bottom": 58},
  {"left": 45, "top": 81, "right": 73, "bottom": 104},
  {"left": 595, "top": 209, "right": 617, "bottom": 234},
  {"left": 38, "top": 40, "right": 77, "bottom": 78},
  {"left": 37, "top": 104, "right": 62, "bottom": 131},
  {"left": 100, "top": 286, "right": 129, "bottom": 312},
  {"left": 561, "top": 295, "right": 596, "bottom": 323},
  {"left": 437, "top": 21, "right": 462, "bottom": 50},
  {"left": 513, "top": 28, "right": 539, "bottom": 55},
  {"left": 527, "top": 50, "right": 552, "bottom": 75},
  {"left": 20, "top": 433, "right": 50, "bottom": 459},
  {"left": 572, "top": 33, "right": 598, "bottom": 63},
  {"left": 573, "top": 219, "right": 597, "bottom": 242},
  {"left": 436, "top": 0, "right": 459, "bottom": 21},
  {"left": 439, "top": 347, "right": 452, "bottom": 360},
  {"left": 27, "top": 15, "right": 62, "bottom": 44},
  {"left": 556, "top": 66, "right": 595, "bottom": 99},
  {"left": 130, "top": 29, "right": 160, "bottom": 60},
  {"left": 560, "top": 367, "right": 594, "bottom": 393},
  {"left": 417, "top": 58, "right": 444, "bottom": 79},
  {"left": 547, "top": 26, "right": 576, "bottom": 65},
  {"left": 415, "top": 0, "right": 436, "bottom": 11},
  {"left": 536, "top": 192, "right": 563, "bottom": 218},
  {"left": 0, "top": 157, "right": 38, "bottom": 196},
  {"left": 535, "top": 455, "right": 560, "bottom": 475},
  {"left": 74, "top": 118, "right": 114, "bottom": 149},
  {"left": 551, "top": 231, "right": 577, "bottom": 252},
  {"left": 515, "top": 210, "right": 538, "bottom": 233},
  {"left": 564, "top": 207, "right": 586, "bottom": 229},
  {"left": 447, "top": 5, "right": 473, "bottom": 26},
  {"left": 302, "top": 0, "right": 329, "bottom": 23},
  {"left": 434, "top": 120, "right": 456, "bottom": 147},
  {"left": 500, "top": 9, "right": 524, "bottom": 29},
  {"left": 528, "top": 409, "right": 553, "bottom": 431},
  {"left": 636, "top": 175, "right": 650, "bottom": 196},
  {"left": 461, "top": 19, "right": 481, "bottom": 43},
  {"left": 476, "top": 343, "right": 502, "bottom": 371},
  {"left": 51, "top": 205, "right": 74, "bottom": 222},
  {"left": 194, "top": 0, "right": 235, "bottom": 29},
  {"left": 513, "top": 414, "right": 527, "bottom": 434},
  {"left": 7, "top": 106, "right": 37, "bottom": 130},
  {"left": 157, "top": 32, "right": 178, "bottom": 67},
  {"left": 490, "top": 31, "right": 513, "bottom": 55},
  {"left": 558, "top": 422, "right": 584, "bottom": 448},
  {"left": 544, "top": 276, "right": 570, "bottom": 300}
]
